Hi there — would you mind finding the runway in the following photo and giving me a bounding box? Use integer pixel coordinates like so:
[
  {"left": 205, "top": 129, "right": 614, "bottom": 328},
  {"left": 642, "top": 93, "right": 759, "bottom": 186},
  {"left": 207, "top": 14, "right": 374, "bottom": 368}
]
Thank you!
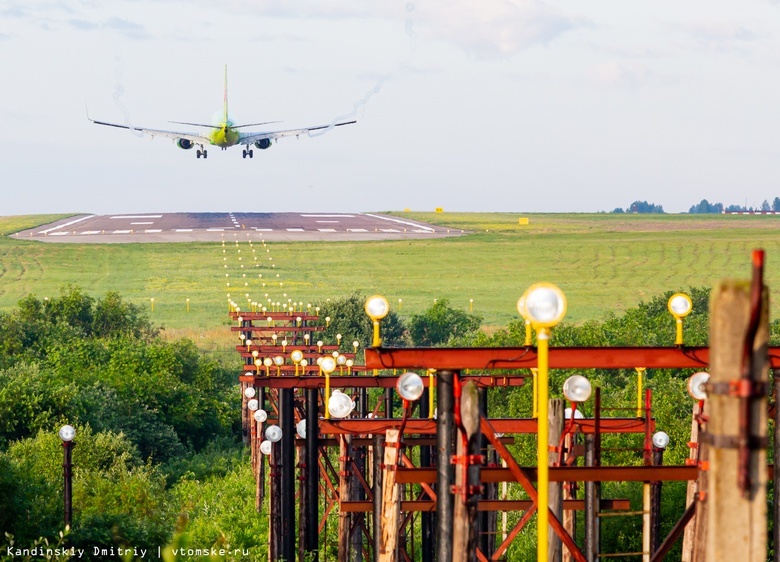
[{"left": 13, "top": 212, "right": 461, "bottom": 243}]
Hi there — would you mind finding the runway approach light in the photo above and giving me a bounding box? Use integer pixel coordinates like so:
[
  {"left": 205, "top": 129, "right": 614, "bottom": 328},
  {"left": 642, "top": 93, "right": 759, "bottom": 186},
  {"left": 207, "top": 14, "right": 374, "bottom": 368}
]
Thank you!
[
  {"left": 296, "top": 419, "right": 307, "bottom": 439},
  {"left": 563, "top": 375, "right": 592, "bottom": 403},
  {"left": 365, "top": 295, "right": 390, "bottom": 347},
  {"left": 244, "top": 386, "right": 256, "bottom": 399},
  {"left": 397, "top": 372, "right": 425, "bottom": 402},
  {"left": 260, "top": 441, "right": 272, "bottom": 455},
  {"left": 652, "top": 431, "right": 670, "bottom": 449},
  {"left": 667, "top": 293, "right": 693, "bottom": 345},
  {"left": 523, "top": 283, "right": 567, "bottom": 328},
  {"left": 254, "top": 409, "right": 268, "bottom": 423},
  {"left": 687, "top": 372, "right": 710, "bottom": 401},
  {"left": 59, "top": 425, "right": 76, "bottom": 442},
  {"left": 328, "top": 390, "right": 354, "bottom": 419},
  {"left": 265, "top": 425, "right": 283, "bottom": 443}
]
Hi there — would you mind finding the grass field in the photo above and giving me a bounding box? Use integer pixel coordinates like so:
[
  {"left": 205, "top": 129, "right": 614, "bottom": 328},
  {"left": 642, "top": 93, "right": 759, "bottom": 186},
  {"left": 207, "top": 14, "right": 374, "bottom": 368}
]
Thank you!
[{"left": 1, "top": 212, "right": 779, "bottom": 336}]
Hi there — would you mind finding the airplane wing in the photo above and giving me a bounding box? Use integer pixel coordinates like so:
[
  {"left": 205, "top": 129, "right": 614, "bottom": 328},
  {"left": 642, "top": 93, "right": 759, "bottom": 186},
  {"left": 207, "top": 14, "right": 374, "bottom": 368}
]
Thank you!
[
  {"left": 238, "top": 119, "right": 357, "bottom": 145},
  {"left": 89, "top": 117, "right": 210, "bottom": 144}
]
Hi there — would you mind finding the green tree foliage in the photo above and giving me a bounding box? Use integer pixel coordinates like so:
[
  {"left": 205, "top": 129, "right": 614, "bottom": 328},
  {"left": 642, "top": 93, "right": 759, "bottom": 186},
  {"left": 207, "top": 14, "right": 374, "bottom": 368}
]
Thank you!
[
  {"left": 628, "top": 200, "right": 665, "bottom": 213},
  {"left": 313, "top": 292, "right": 409, "bottom": 349},
  {"left": 408, "top": 298, "right": 483, "bottom": 346},
  {"left": 688, "top": 199, "right": 724, "bottom": 214}
]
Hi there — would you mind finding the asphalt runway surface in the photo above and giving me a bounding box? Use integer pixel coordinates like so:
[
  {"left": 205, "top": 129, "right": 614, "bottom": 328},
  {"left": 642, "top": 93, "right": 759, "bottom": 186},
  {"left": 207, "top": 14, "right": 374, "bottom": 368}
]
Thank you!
[{"left": 13, "top": 212, "right": 462, "bottom": 243}]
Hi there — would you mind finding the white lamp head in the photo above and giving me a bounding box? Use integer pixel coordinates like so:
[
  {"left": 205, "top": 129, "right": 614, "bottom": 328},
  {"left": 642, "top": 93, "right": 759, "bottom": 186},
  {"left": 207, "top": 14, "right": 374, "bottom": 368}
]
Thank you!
[
  {"left": 652, "top": 431, "right": 670, "bottom": 449},
  {"left": 260, "top": 440, "right": 272, "bottom": 455},
  {"left": 320, "top": 356, "right": 337, "bottom": 374},
  {"left": 59, "top": 424, "right": 76, "bottom": 442},
  {"left": 254, "top": 409, "right": 268, "bottom": 423},
  {"left": 668, "top": 293, "right": 693, "bottom": 318},
  {"left": 523, "top": 283, "right": 567, "bottom": 328},
  {"left": 291, "top": 350, "right": 304, "bottom": 363},
  {"left": 247, "top": 398, "right": 259, "bottom": 411},
  {"left": 244, "top": 386, "right": 257, "bottom": 398},
  {"left": 365, "top": 295, "right": 390, "bottom": 320},
  {"left": 563, "top": 375, "right": 592, "bottom": 403},
  {"left": 265, "top": 425, "right": 283, "bottom": 442},
  {"left": 397, "top": 372, "right": 425, "bottom": 402},
  {"left": 564, "top": 407, "right": 584, "bottom": 420},
  {"left": 687, "top": 372, "right": 709, "bottom": 401},
  {"left": 296, "top": 419, "right": 307, "bottom": 439},
  {"left": 328, "top": 391, "right": 355, "bottom": 419}
]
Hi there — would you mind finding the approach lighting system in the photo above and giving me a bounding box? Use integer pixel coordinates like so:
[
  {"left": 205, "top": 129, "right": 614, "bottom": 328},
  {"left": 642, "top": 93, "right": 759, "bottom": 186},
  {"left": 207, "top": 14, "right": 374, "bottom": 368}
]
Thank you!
[
  {"left": 291, "top": 350, "right": 304, "bottom": 364},
  {"left": 562, "top": 375, "right": 592, "bottom": 403},
  {"left": 523, "top": 283, "right": 567, "bottom": 328},
  {"left": 652, "top": 431, "right": 670, "bottom": 449},
  {"left": 564, "top": 408, "right": 584, "bottom": 420},
  {"left": 687, "top": 372, "right": 710, "bottom": 401},
  {"left": 244, "top": 387, "right": 257, "bottom": 399},
  {"left": 247, "top": 399, "right": 259, "bottom": 411},
  {"left": 260, "top": 441, "right": 272, "bottom": 455},
  {"left": 296, "top": 419, "right": 307, "bottom": 439},
  {"left": 397, "top": 372, "right": 425, "bottom": 402},
  {"left": 59, "top": 425, "right": 76, "bottom": 442}
]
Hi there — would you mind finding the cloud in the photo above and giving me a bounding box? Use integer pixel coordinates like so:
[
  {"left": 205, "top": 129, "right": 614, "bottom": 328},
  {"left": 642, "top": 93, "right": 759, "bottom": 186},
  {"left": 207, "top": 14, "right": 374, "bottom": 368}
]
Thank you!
[
  {"left": 670, "top": 20, "right": 757, "bottom": 53},
  {"left": 590, "top": 61, "right": 657, "bottom": 91},
  {"left": 416, "top": 0, "right": 591, "bottom": 59},
  {"left": 68, "top": 18, "right": 99, "bottom": 30},
  {"left": 66, "top": 15, "right": 150, "bottom": 39}
]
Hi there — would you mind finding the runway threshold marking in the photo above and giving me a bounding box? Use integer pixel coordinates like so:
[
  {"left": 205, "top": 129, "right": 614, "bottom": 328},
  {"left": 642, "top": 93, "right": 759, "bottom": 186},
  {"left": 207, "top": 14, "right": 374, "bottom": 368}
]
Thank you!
[
  {"left": 37, "top": 215, "right": 96, "bottom": 235},
  {"left": 363, "top": 213, "right": 436, "bottom": 232},
  {"left": 110, "top": 215, "right": 163, "bottom": 219}
]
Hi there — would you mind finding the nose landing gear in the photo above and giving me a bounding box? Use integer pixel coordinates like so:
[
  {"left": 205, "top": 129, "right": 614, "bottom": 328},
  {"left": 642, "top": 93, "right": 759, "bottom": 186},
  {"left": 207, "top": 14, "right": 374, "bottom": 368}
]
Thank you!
[{"left": 242, "top": 148, "right": 254, "bottom": 159}]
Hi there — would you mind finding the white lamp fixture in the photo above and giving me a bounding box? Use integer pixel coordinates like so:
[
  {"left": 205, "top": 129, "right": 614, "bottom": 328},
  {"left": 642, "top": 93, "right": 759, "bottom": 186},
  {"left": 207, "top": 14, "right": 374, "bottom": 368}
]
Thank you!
[
  {"left": 687, "top": 372, "right": 710, "bottom": 401},
  {"left": 328, "top": 390, "right": 355, "bottom": 419},
  {"left": 244, "top": 387, "right": 257, "bottom": 399},
  {"left": 364, "top": 295, "right": 390, "bottom": 320},
  {"left": 562, "top": 375, "right": 592, "bottom": 403},
  {"left": 397, "top": 372, "right": 425, "bottom": 402},
  {"left": 265, "top": 425, "right": 283, "bottom": 442},
  {"left": 667, "top": 293, "right": 693, "bottom": 318},
  {"left": 254, "top": 409, "right": 268, "bottom": 423},
  {"left": 523, "top": 283, "right": 567, "bottom": 328},
  {"left": 652, "top": 431, "right": 670, "bottom": 449},
  {"left": 247, "top": 399, "right": 259, "bottom": 411},
  {"left": 296, "top": 419, "right": 307, "bottom": 439},
  {"left": 260, "top": 440, "right": 273, "bottom": 455},
  {"left": 59, "top": 425, "right": 76, "bottom": 442}
]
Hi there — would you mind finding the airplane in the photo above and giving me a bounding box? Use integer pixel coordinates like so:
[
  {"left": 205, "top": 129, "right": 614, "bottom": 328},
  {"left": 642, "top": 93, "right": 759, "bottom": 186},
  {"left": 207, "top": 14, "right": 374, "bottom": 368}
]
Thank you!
[{"left": 88, "top": 66, "right": 356, "bottom": 159}]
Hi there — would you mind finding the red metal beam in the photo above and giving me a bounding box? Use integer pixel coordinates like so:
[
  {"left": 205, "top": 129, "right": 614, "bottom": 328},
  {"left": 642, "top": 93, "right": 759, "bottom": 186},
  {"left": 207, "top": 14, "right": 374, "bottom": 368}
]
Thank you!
[
  {"left": 317, "top": 418, "right": 651, "bottom": 435},
  {"left": 338, "top": 498, "right": 632, "bottom": 513},
  {"left": 394, "top": 465, "right": 699, "bottom": 484},
  {"left": 238, "top": 373, "right": 526, "bottom": 388},
  {"left": 365, "top": 346, "right": 780, "bottom": 370}
]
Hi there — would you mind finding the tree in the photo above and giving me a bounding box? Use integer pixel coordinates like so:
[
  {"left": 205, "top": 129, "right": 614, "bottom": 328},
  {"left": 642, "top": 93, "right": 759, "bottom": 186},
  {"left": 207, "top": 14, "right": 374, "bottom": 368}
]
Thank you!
[
  {"left": 688, "top": 199, "right": 724, "bottom": 214},
  {"left": 628, "top": 200, "right": 665, "bottom": 214},
  {"left": 761, "top": 199, "right": 771, "bottom": 212},
  {"left": 408, "top": 298, "right": 482, "bottom": 346},
  {"left": 773, "top": 197, "right": 780, "bottom": 212},
  {"left": 314, "top": 292, "right": 408, "bottom": 349}
]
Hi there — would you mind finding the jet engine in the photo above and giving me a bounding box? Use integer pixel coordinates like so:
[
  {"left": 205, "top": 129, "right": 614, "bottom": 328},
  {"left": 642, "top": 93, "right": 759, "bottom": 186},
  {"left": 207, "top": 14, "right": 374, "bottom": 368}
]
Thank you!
[
  {"left": 177, "top": 139, "right": 194, "bottom": 150},
  {"left": 254, "top": 139, "right": 272, "bottom": 150}
]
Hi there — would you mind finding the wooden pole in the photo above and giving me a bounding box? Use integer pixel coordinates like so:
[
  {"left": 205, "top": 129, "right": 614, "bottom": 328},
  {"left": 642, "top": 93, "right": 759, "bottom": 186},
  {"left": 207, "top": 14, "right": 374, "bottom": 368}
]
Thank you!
[
  {"left": 548, "top": 399, "right": 564, "bottom": 562},
  {"left": 562, "top": 432, "right": 575, "bottom": 562},
  {"left": 373, "top": 434, "right": 384, "bottom": 562},
  {"left": 453, "top": 381, "right": 480, "bottom": 562},
  {"left": 378, "top": 429, "right": 401, "bottom": 562},
  {"left": 706, "top": 279, "right": 768, "bottom": 561},
  {"left": 681, "top": 402, "right": 702, "bottom": 562},
  {"left": 339, "top": 435, "right": 353, "bottom": 561}
]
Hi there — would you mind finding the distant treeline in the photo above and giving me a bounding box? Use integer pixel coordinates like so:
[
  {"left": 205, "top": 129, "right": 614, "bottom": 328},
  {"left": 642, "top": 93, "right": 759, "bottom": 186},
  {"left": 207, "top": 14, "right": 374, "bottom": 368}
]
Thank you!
[{"left": 610, "top": 198, "right": 780, "bottom": 214}]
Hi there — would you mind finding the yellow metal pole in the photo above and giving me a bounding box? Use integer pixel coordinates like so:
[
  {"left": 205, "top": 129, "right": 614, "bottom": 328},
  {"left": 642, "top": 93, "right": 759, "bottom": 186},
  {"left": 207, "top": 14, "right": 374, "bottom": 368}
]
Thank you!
[
  {"left": 537, "top": 328, "right": 550, "bottom": 562},
  {"left": 675, "top": 318, "right": 683, "bottom": 345},
  {"left": 429, "top": 370, "right": 435, "bottom": 418},
  {"left": 324, "top": 371, "right": 331, "bottom": 419},
  {"left": 635, "top": 367, "right": 645, "bottom": 418}
]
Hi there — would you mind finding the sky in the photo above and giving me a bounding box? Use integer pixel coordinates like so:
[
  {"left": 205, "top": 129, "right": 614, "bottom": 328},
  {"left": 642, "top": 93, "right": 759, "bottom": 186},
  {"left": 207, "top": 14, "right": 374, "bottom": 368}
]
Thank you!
[{"left": 2, "top": 0, "right": 780, "bottom": 215}]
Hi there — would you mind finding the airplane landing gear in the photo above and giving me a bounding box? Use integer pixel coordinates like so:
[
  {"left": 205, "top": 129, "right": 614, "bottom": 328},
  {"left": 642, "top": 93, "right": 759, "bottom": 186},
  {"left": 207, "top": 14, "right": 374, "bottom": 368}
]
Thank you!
[
  {"left": 242, "top": 148, "right": 254, "bottom": 159},
  {"left": 196, "top": 148, "right": 208, "bottom": 159}
]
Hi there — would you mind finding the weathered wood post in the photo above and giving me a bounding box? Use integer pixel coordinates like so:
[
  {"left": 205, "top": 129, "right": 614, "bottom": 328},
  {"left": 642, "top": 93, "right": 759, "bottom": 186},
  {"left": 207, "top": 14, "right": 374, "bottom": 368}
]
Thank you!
[
  {"left": 681, "top": 401, "right": 702, "bottom": 562},
  {"left": 548, "top": 399, "right": 564, "bottom": 562},
  {"left": 373, "top": 434, "right": 384, "bottom": 562},
  {"left": 453, "top": 381, "right": 481, "bottom": 562},
  {"left": 378, "top": 429, "right": 401, "bottom": 562},
  {"left": 706, "top": 257, "right": 768, "bottom": 561}
]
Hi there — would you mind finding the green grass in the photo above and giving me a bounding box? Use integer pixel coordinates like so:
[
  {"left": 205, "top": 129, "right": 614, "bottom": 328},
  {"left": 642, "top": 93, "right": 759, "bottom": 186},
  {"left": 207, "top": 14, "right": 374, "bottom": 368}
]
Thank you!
[
  {"left": 1, "top": 212, "right": 779, "bottom": 332},
  {"left": 0, "top": 214, "right": 75, "bottom": 236}
]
